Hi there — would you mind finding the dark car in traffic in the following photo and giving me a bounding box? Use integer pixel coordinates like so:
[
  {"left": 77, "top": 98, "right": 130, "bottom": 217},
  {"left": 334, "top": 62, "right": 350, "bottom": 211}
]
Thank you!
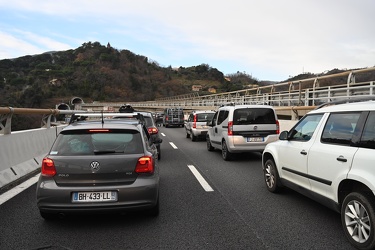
[
  {"left": 36, "top": 117, "right": 160, "bottom": 219},
  {"left": 138, "top": 111, "right": 163, "bottom": 160}
]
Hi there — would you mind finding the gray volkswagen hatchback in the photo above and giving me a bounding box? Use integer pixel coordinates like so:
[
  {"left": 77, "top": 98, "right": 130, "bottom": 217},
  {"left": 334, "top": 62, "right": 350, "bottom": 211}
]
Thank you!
[{"left": 36, "top": 118, "right": 159, "bottom": 219}]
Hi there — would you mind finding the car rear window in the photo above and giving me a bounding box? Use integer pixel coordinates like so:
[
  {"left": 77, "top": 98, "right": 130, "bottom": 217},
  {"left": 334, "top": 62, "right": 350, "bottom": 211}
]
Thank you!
[
  {"left": 233, "top": 108, "right": 276, "bottom": 125},
  {"left": 144, "top": 116, "right": 154, "bottom": 127},
  {"left": 50, "top": 129, "right": 143, "bottom": 155},
  {"left": 196, "top": 113, "right": 214, "bottom": 122}
]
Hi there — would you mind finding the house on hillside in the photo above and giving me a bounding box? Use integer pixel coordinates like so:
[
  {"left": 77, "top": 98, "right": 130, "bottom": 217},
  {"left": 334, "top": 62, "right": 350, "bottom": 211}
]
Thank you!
[
  {"left": 208, "top": 87, "right": 216, "bottom": 93},
  {"left": 192, "top": 85, "right": 203, "bottom": 91}
]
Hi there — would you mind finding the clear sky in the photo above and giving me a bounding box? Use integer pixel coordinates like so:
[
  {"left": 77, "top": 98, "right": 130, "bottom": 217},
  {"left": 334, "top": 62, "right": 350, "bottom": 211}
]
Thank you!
[{"left": 0, "top": 0, "right": 374, "bottom": 81}]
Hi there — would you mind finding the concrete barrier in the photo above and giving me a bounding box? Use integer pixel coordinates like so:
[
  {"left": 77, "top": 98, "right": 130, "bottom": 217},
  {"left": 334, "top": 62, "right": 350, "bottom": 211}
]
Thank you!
[
  {"left": 0, "top": 126, "right": 65, "bottom": 189},
  {"left": 0, "top": 120, "right": 297, "bottom": 190}
]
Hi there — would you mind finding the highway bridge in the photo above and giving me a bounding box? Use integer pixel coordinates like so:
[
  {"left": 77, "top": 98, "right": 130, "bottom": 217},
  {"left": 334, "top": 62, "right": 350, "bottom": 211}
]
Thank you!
[{"left": 1, "top": 67, "right": 375, "bottom": 191}]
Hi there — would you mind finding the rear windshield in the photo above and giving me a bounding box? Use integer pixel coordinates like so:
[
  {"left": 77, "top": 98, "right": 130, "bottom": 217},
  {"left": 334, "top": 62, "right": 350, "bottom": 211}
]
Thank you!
[
  {"left": 144, "top": 116, "right": 154, "bottom": 127},
  {"left": 233, "top": 108, "right": 276, "bottom": 125},
  {"left": 196, "top": 113, "right": 214, "bottom": 122},
  {"left": 50, "top": 129, "right": 143, "bottom": 156}
]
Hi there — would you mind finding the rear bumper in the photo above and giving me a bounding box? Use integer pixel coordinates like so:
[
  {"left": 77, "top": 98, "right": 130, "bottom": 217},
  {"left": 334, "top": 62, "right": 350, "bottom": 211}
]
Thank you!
[
  {"left": 191, "top": 129, "right": 208, "bottom": 137},
  {"left": 165, "top": 122, "right": 184, "bottom": 126},
  {"left": 227, "top": 134, "right": 279, "bottom": 153},
  {"left": 36, "top": 175, "right": 159, "bottom": 214}
]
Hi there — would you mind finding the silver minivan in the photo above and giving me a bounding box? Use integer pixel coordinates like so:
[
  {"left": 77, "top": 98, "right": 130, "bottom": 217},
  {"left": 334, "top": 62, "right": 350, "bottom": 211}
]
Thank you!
[{"left": 207, "top": 104, "right": 279, "bottom": 160}]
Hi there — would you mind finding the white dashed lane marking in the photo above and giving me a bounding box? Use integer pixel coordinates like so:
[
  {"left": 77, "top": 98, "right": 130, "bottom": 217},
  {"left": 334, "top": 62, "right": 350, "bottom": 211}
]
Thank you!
[
  {"left": 169, "top": 142, "right": 178, "bottom": 149},
  {"left": 188, "top": 165, "right": 214, "bottom": 192}
]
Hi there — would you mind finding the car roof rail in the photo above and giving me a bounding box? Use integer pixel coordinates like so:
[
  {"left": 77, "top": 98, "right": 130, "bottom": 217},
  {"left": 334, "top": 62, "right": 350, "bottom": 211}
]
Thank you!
[
  {"left": 69, "top": 112, "right": 146, "bottom": 125},
  {"left": 315, "top": 96, "right": 375, "bottom": 110}
]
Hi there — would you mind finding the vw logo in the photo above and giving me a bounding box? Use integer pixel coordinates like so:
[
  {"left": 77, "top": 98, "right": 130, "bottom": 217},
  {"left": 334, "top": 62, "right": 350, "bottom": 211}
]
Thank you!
[{"left": 90, "top": 161, "right": 100, "bottom": 172}]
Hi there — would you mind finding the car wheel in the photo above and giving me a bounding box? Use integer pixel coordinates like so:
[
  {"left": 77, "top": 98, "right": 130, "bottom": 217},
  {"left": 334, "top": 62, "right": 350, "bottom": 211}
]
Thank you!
[
  {"left": 207, "top": 137, "right": 214, "bottom": 151},
  {"left": 222, "top": 140, "right": 232, "bottom": 161},
  {"left": 264, "top": 159, "right": 281, "bottom": 193},
  {"left": 186, "top": 130, "right": 190, "bottom": 138},
  {"left": 341, "top": 192, "right": 375, "bottom": 250}
]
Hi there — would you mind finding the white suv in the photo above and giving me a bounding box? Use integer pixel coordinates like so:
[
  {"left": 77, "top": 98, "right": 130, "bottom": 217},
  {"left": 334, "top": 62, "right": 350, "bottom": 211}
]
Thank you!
[
  {"left": 185, "top": 110, "right": 215, "bottom": 141},
  {"left": 206, "top": 104, "right": 279, "bottom": 160},
  {"left": 262, "top": 100, "right": 375, "bottom": 249}
]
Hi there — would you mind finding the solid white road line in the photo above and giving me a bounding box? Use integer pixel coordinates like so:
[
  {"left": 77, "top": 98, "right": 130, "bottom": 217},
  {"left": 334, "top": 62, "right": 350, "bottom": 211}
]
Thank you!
[
  {"left": 0, "top": 173, "right": 40, "bottom": 205},
  {"left": 187, "top": 165, "right": 214, "bottom": 192},
  {"left": 169, "top": 142, "right": 178, "bottom": 149}
]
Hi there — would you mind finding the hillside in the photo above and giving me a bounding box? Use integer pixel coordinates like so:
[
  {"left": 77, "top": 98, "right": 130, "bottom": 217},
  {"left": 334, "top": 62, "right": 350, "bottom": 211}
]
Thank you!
[
  {"left": 1, "top": 41, "right": 373, "bottom": 131},
  {"left": 0, "top": 41, "right": 259, "bottom": 110}
]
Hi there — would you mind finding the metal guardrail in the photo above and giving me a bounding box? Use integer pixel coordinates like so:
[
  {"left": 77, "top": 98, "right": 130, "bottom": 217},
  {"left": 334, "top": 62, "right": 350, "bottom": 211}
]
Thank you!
[
  {"left": 125, "top": 67, "right": 375, "bottom": 108},
  {"left": 0, "top": 108, "right": 89, "bottom": 135}
]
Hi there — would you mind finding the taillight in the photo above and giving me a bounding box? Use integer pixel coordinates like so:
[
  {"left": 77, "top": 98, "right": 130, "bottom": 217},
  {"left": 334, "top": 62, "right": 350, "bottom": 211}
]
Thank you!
[
  {"left": 148, "top": 127, "right": 158, "bottom": 135},
  {"left": 41, "top": 157, "right": 56, "bottom": 176},
  {"left": 135, "top": 156, "right": 154, "bottom": 174},
  {"left": 228, "top": 121, "right": 233, "bottom": 136},
  {"left": 276, "top": 120, "right": 280, "bottom": 134},
  {"left": 193, "top": 115, "right": 197, "bottom": 129}
]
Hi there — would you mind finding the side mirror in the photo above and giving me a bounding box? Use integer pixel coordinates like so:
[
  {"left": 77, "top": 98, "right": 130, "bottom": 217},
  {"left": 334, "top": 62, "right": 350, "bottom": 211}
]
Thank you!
[{"left": 279, "top": 131, "right": 289, "bottom": 140}]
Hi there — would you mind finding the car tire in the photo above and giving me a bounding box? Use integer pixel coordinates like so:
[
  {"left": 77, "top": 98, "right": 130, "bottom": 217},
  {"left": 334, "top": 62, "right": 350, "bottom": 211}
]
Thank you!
[
  {"left": 222, "top": 140, "right": 232, "bottom": 161},
  {"left": 186, "top": 130, "right": 190, "bottom": 138},
  {"left": 207, "top": 137, "right": 214, "bottom": 151},
  {"left": 157, "top": 146, "right": 161, "bottom": 160},
  {"left": 341, "top": 192, "right": 375, "bottom": 250},
  {"left": 263, "top": 159, "right": 281, "bottom": 193}
]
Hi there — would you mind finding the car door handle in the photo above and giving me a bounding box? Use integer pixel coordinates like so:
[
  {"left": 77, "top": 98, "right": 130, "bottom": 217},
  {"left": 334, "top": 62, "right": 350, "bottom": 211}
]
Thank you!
[
  {"left": 300, "top": 150, "right": 307, "bottom": 155},
  {"left": 336, "top": 156, "right": 347, "bottom": 162}
]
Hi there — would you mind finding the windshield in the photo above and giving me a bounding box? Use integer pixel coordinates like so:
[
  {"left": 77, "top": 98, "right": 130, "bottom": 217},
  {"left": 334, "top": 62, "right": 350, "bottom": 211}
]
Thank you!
[
  {"left": 50, "top": 129, "right": 143, "bottom": 155},
  {"left": 233, "top": 108, "right": 276, "bottom": 125},
  {"left": 196, "top": 113, "right": 214, "bottom": 122},
  {"left": 143, "top": 116, "right": 154, "bottom": 127}
]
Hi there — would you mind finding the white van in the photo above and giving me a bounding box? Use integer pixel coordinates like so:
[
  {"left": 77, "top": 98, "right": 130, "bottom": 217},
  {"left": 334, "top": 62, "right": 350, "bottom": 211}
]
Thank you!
[{"left": 206, "top": 104, "right": 279, "bottom": 160}]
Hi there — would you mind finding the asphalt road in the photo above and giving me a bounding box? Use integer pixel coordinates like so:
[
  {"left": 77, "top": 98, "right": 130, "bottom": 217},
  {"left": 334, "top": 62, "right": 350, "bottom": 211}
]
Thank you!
[{"left": 0, "top": 126, "right": 355, "bottom": 250}]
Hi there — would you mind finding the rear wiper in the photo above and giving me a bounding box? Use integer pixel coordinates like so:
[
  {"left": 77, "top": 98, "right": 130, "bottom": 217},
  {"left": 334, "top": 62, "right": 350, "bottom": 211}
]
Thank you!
[{"left": 94, "top": 150, "right": 124, "bottom": 155}]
